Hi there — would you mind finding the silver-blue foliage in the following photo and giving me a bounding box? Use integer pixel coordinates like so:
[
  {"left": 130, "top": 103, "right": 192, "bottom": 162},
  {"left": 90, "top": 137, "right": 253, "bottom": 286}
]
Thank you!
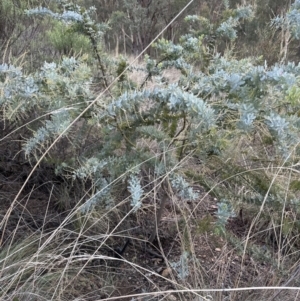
[
  {"left": 271, "top": 0, "right": 300, "bottom": 40},
  {"left": 25, "top": 7, "right": 58, "bottom": 18},
  {"left": 216, "top": 200, "right": 236, "bottom": 235},
  {"left": 128, "top": 174, "right": 144, "bottom": 211},
  {"left": 171, "top": 174, "right": 198, "bottom": 201},
  {"left": 216, "top": 5, "right": 253, "bottom": 41},
  {"left": 170, "top": 251, "right": 190, "bottom": 280},
  {"left": 265, "top": 113, "right": 290, "bottom": 139},
  {"left": 23, "top": 109, "right": 71, "bottom": 157},
  {"left": 217, "top": 17, "right": 238, "bottom": 40},
  {"left": 80, "top": 177, "right": 111, "bottom": 213},
  {"left": 73, "top": 157, "right": 108, "bottom": 180},
  {"left": 3, "top": 1, "right": 300, "bottom": 225}
]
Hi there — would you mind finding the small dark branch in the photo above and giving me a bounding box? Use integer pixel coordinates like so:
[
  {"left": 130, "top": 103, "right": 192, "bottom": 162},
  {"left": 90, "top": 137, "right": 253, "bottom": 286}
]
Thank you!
[
  {"left": 144, "top": 245, "right": 164, "bottom": 258},
  {"left": 174, "top": 113, "right": 187, "bottom": 140},
  {"left": 115, "top": 117, "right": 136, "bottom": 148},
  {"left": 169, "top": 113, "right": 187, "bottom": 146},
  {"left": 89, "top": 35, "right": 108, "bottom": 88},
  {"left": 140, "top": 56, "right": 170, "bottom": 89},
  {"left": 113, "top": 238, "right": 131, "bottom": 258},
  {"left": 177, "top": 119, "right": 191, "bottom": 162},
  {"left": 149, "top": 180, "right": 169, "bottom": 243}
]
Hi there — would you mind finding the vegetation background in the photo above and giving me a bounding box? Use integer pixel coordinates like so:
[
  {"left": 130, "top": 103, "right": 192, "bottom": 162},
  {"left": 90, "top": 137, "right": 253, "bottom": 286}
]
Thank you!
[{"left": 0, "top": 0, "right": 300, "bottom": 300}]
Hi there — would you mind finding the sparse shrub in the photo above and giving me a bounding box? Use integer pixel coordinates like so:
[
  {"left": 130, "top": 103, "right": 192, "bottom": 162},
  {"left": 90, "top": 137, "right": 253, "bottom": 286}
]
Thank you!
[
  {"left": 1, "top": 1, "right": 300, "bottom": 300},
  {"left": 1, "top": 0, "right": 300, "bottom": 248}
]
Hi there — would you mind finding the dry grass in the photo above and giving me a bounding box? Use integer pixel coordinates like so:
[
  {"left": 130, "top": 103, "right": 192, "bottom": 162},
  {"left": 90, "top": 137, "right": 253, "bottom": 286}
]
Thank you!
[
  {"left": 1, "top": 61, "right": 300, "bottom": 300},
  {"left": 1, "top": 153, "right": 300, "bottom": 301}
]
